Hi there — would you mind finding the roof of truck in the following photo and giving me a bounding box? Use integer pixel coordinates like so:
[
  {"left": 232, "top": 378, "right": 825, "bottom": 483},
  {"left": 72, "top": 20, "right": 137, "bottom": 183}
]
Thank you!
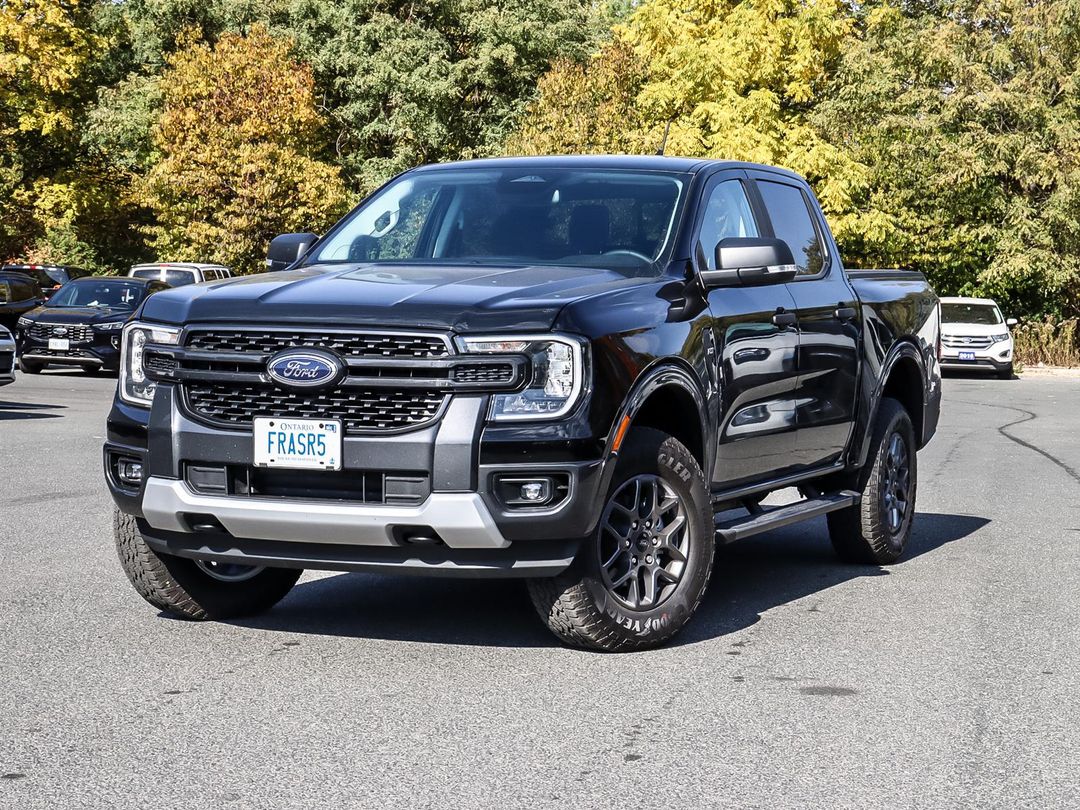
[
  {"left": 940, "top": 296, "right": 999, "bottom": 306},
  {"left": 415, "top": 154, "right": 806, "bottom": 181}
]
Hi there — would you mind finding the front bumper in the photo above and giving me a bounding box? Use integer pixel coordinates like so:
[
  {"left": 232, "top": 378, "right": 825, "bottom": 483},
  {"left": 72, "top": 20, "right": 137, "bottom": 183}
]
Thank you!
[
  {"left": 18, "top": 332, "right": 121, "bottom": 369},
  {"left": 105, "top": 383, "right": 608, "bottom": 578}
]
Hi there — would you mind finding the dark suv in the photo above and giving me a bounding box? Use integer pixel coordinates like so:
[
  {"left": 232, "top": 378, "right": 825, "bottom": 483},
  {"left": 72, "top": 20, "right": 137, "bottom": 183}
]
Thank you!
[
  {"left": 1, "top": 264, "right": 90, "bottom": 298},
  {"left": 17, "top": 276, "right": 169, "bottom": 373},
  {"left": 0, "top": 272, "right": 46, "bottom": 331}
]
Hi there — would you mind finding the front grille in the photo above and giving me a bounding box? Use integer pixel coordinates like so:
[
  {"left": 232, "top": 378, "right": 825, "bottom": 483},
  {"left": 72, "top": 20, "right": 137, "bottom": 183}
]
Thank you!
[
  {"left": 186, "top": 329, "right": 449, "bottom": 358},
  {"left": 453, "top": 362, "right": 516, "bottom": 384},
  {"left": 186, "top": 464, "right": 430, "bottom": 505},
  {"left": 942, "top": 334, "right": 993, "bottom": 349},
  {"left": 28, "top": 322, "right": 92, "bottom": 343},
  {"left": 185, "top": 383, "right": 446, "bottom": 433}
]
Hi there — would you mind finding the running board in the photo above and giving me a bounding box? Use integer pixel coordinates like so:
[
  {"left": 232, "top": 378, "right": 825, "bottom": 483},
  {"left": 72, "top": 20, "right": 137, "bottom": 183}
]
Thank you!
[{"left": 714, "top": 491, "right": 860, "bottom": 544}]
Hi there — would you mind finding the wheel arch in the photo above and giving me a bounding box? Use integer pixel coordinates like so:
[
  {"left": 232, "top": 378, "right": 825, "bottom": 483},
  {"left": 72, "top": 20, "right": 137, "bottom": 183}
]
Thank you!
[
  {"left": 852, "top": 340, "right": 928, "bottom": 469},
  {"left": 603, "top": 360, "right": 710, "bottom": 474}
]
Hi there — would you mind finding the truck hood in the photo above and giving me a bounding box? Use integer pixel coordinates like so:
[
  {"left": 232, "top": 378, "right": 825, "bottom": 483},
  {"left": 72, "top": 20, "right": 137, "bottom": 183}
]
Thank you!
[
  {"left": 139, "top": 262, "right": 646, "bottom": 333},
  {"left": 28, "top": 305, "right": 134, "bottom": 324}
]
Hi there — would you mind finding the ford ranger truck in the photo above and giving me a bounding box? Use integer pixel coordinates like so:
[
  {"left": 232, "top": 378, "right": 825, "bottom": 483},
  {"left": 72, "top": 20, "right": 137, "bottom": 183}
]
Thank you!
[{"left": 104, "top": 156, "right": 941, "bottom": 651}]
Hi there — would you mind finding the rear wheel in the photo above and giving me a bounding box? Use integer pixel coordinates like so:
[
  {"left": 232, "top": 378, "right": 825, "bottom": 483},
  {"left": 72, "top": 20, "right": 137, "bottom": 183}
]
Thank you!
[
  {"left": 18, "top": 358, "right": 43, "bottom": 374},
  {"left": 527, "top": 428, "right": 714, "bottom": 652},
  {"left": 114, "top": 509, "right": 301, "bottom": 619},
  {"left": 827, "top": 398, "right": 916, "bottom": 564}
]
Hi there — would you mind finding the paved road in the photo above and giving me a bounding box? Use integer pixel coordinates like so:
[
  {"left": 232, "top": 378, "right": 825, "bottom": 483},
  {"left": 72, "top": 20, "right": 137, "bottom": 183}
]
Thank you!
[{"left": 1, "top": 370, "right": 1078, "bottom": 809}]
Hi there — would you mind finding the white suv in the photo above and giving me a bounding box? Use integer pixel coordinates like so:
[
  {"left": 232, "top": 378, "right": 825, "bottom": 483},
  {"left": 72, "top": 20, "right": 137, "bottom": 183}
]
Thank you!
[
  {"left": 128, "top": 262, "right": 232, "bottom": 287},
  {"left": 939, "top": 296, "right": 1017, "bottom": 379}
]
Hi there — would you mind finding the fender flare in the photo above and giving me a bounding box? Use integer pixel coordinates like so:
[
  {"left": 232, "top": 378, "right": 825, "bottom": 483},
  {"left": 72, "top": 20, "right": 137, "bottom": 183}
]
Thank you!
[
  {"left": 597, "top": 360, "right": 712, "bottom": 492},
  {"left": 851, "top": 339, "right": 927, "bottom": 470}
]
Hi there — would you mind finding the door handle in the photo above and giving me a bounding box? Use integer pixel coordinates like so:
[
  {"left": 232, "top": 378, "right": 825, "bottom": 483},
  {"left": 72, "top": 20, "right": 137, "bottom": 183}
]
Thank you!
[
  {"left": 772, "top": 310, "right": 797, "bottom": 328},
  {"left": 834, "top": 306, "right": 857, "bottom": 321}
]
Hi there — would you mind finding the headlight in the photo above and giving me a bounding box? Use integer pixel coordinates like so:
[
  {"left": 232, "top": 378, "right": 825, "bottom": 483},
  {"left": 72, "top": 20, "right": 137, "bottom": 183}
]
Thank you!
[
  {"left": 991, "top": 332, "right": 1010, "bottom": 343},
  {"left": 95, "top": 321, "right": 126, "bottom": 331},
  {"left": 457, "top": 334, "right": 586, "bottom": 421},
  {"left": 120, "top": 322, "right": 181, "bottom": 406},
  {"left": 17, "top": 317, "right": 32, "bottom": 329}
]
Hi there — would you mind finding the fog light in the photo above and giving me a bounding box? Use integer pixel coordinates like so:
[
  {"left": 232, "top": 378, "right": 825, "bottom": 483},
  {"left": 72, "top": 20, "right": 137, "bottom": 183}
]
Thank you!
[
  {"left": 520, "top": 481, "right": 549, "bottom": 502},
  {"left": 117, "top": 458, "right": 143, "bottom": 487}
]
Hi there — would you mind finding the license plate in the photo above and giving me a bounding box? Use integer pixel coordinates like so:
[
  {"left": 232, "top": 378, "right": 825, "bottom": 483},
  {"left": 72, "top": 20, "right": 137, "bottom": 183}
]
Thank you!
[
  {"left": 49, "top": 338, "right": 70, "bottom": 350},
  {"left": 253, "top": 418, "right": 342, "bottom": 471},
  {"left": 958, "top": 351, "right": 976, "bottom": 361}
]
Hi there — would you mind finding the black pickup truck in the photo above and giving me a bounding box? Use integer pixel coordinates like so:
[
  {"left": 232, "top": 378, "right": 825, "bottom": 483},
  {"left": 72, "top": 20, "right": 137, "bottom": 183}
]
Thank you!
[{"left": 104, "top": 156, "right": 941, "bottom": 651}]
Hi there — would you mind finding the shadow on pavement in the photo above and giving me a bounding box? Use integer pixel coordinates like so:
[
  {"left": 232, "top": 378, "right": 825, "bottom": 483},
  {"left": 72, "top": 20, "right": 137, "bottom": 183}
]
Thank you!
[
  {"left": 0, "top": 399, "right": 66, "bottom": 420},
  {"left": 233, "top": 511, "right": 988, "bottom": 649}
]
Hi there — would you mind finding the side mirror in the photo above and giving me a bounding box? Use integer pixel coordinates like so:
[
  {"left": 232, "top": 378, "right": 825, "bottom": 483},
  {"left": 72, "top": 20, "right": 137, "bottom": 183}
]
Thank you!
[
  {"left": 266, "top": 232, "right": 319, "bottom": 272},
  {"left": 700, "top": 238, "right": 797, "bottom": 288},
  {"left": 1006, "top": 318, "right": 1018, "bottom": 327}
]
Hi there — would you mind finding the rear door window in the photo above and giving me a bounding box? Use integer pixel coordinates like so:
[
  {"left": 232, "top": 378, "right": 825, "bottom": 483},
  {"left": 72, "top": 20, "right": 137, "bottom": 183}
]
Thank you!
[{"left": 757, "top": 180, "right": 826, "bottom": 276}]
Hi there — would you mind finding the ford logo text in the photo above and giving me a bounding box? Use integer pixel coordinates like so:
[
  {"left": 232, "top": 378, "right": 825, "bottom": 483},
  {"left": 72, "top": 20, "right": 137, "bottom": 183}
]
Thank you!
[{"left": 266, "top": 350, "right": 342, "bottom": 389}]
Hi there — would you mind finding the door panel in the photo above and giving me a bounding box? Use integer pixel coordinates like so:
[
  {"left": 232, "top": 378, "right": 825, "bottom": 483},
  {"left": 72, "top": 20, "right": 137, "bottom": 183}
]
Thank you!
[
  {"left": 787, "top": 277, "right": 860, "bottom": 466},
  {"left": 708, "top": 285, "right": 801, "bottom": 487},
  {"left": 693, "top": 170, "right": 803, "bottom": 488},
  {"left": 748, "top": 171, "right": 860, "bottom": 467}
]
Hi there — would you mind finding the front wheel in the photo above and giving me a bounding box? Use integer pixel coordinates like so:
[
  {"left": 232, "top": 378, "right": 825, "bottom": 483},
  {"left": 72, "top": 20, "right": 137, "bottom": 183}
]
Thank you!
[
  {"left": 527, "top": 428, "right": 715, "bottom": 652},
  {"left": 827, "top": 398, "right": 917, "bottom": 564},
  {"left": 114, "top": 509, "right": 302, "bottom": 619}
]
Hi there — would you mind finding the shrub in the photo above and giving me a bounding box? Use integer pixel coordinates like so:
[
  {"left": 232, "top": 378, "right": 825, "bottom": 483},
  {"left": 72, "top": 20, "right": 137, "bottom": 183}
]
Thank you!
[{"left": 1013, "top": 318, "right": 1080, "bottom": 367}]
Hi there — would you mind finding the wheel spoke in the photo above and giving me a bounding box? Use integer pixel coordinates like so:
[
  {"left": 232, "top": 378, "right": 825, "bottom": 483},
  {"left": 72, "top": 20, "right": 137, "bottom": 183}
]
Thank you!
[
  {"left": 625, "top": 575, "right": 641, "bottom": 608},
  {"left": 642, "top": 568, "right": 658, "bottom": 606}
]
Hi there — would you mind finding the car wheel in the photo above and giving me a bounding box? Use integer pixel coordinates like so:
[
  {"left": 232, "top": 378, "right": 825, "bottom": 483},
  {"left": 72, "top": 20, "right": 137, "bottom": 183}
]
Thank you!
[
  {"left": 114, "top": 509, "right": 302, "bottom": 620},
  {"left": 997, "top": 364, "right": 1014, "bottom": 379},
  {"left": 18, "top": 359, "right": 43, "bottom": 374},
  {"left": 526, "top": 428, "right": 714, "bottom": 652},
  {"left": 827, "top": 398, "right": 916, "bottom": 564}
]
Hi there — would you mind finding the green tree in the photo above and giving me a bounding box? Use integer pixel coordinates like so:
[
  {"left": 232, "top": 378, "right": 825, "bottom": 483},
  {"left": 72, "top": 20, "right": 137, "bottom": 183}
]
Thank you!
[
  {"left": 137, "top": 25, "right": 347, "bottom": 273},
  {"left": 815, "top": 0, "right": 1080, "bottom": 318}
]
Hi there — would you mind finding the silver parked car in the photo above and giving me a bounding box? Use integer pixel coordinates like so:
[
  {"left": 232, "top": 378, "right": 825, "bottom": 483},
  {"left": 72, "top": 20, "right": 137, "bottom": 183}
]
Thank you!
[
  {"left": 0, "top": 325, "right": 15, "bottom": 386},
  {"left": 128, "top": 262, "right": 232, "bottom": 287}
]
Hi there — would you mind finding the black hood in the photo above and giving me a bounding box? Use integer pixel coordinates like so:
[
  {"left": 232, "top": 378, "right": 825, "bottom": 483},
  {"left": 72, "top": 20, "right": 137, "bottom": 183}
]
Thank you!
[
  {"left": 138, "top": 263, "right": 650, "bottom": 333},
  {"left": 27, "top": 305, "right": 134, "bottom": 324}
]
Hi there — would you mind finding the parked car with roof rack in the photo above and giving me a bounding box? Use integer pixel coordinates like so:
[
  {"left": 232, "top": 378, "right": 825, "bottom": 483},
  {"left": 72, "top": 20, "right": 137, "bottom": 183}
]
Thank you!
[
  {"left": 16, "top": 276, "right": 169, "bottom": 374},
  {"left": 128, "top": 262, "right": 232, "bottom": 287},
  {"left": 0, "top": 325, "right": 15, "bottom": 386},
  {"left": 1, "top": 264, "right": 91, "bottom": 298},
  {"left": 939, "top": 296, "right": 1016, "bottom": 379},
  {"left": 0, "top": 271, "right": 46, "bottom": 331}
]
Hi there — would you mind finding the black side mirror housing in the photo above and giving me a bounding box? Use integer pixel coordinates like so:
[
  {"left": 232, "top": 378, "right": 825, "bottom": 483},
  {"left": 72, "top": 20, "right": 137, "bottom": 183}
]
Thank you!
[
  {"left": 266, "top": 232, "right": 319, "bottom": 272},
  {"left": 700, "top": 237, "right": 798, "bottom": 288}
]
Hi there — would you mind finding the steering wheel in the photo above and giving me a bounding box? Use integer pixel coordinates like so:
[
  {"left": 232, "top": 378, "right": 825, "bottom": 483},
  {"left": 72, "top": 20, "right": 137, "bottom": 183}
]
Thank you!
[{"left": 602, "top": 249, "right": 653, "bottom": 264}]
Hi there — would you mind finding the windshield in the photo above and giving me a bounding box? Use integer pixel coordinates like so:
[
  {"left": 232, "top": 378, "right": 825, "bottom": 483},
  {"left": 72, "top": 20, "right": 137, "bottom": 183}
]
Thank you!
[
  {"left": 941, "top": 303, "right": 1003, "bottom": 326},
  {"left": 49, "top": 280, "right": 149, "bottom": 309},
  {"left": 310, "top": 168, "right": 687, "bottom": 276},
  {"left": 131, "top": 268, "right": 197, "bottom": 286}
]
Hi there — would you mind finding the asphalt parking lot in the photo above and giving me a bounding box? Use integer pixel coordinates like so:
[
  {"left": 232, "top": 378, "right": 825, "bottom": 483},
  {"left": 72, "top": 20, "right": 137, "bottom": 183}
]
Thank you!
[{"left": 1, "top": 370, "right": 1078, "bottom": 809}]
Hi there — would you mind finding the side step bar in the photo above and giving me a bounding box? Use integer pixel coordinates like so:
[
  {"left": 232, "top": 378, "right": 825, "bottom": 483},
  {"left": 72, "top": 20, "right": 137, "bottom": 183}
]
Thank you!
[{"left": 714, "top": 491, "right": 860, "bottom": 544}]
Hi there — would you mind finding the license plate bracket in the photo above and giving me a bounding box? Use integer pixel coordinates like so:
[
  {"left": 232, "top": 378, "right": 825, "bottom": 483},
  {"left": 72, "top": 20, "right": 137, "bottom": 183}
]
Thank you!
[{"left": 253, "top": 417, "right": 342, "bottom": 471}]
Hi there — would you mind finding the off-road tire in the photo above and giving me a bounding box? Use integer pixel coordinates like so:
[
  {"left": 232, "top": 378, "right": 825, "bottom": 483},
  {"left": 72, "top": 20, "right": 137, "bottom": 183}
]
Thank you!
[
  {"left": 18, "top": 358, "right": 43, "bottom": 374},
  {"left": 827, "top": 398, "right": 916, "bottom": 564},
  {"left": 527, "top": 428, "right": 714, "bottom": 652},
  {"left": 114, "top": 509, "right": 302, "bottom": 619}
]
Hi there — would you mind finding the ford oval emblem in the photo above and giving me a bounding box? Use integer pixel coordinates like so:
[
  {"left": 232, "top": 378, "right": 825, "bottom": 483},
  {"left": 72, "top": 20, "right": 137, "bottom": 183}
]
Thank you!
[{"left": 266, "top": 349, "right": 343, "bottom": 389}]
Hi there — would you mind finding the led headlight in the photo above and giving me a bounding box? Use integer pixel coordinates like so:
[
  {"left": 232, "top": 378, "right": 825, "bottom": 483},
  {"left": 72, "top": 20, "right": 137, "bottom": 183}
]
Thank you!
[
  {"left": 991, "top": 332, "right": 1010, "bottom": 343},
  {"left": 95, "top": 321, "right": 126, "bottom": 331},
  {"left": 120, "top": 322, "right": 181, "bottom": 406},
  {"left": 457, "top": 334, "right": 586, "bottom": 421},
  {"left": 17, "top": 317, "right": 32, "bottom": 329}
]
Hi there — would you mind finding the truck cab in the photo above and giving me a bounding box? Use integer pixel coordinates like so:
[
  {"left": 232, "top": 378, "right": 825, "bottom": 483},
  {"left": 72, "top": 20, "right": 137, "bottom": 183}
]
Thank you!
[{"left": 105, "top": 156, "right": 941, "bottom": 651}]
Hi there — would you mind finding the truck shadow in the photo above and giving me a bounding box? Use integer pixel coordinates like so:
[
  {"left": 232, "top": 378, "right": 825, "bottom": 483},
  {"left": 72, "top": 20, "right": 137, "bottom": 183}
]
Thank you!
[
  {"left": 0, "top": 399, "right": 66, "bottom": 420},
  {"left": 234, "top": 512, "right": 989, "bottom": 649}
]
